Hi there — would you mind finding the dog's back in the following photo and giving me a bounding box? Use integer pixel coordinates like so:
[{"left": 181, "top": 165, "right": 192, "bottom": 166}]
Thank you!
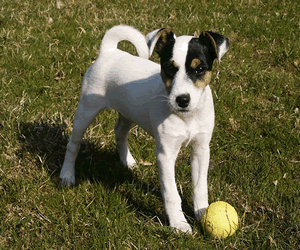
[
  {"left": 88, "top": 25, "right": 161, "bottom": 87},
  {"left": 81, "top": 25, "right": 163, "bottom": 134}
]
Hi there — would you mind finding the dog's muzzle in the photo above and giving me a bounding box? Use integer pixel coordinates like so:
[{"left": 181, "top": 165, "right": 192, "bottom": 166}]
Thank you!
[{"left": 176, "top": 94, "right": 190, "bottom": 110}]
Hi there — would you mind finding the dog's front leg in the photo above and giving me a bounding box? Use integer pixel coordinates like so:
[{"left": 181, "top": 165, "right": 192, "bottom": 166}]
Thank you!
[
  {"left": 155, "top": 140, "right": 192, "bottom": 233},
  {"left": 190, "top": 135, "right": 211, "bottom": 221}
]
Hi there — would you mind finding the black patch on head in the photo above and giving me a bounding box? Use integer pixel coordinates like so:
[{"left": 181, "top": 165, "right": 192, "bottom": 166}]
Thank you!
[
  {"left": 199, "top": 31, "right": 230, "bottom": 62},
  {"left": 155, "top": 28, "right": 176, "bottom": 56},
  {"left": 159, "top": 40, "right": 178, "bottom": 80},
  {"left": 185, "top": 38, "right": 214, "bottom": 83}
]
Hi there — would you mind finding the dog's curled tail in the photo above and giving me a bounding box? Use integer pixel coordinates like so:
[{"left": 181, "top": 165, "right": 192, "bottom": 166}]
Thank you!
[{"left": 100, "top": 25, "right": 149, "bottom": 59}]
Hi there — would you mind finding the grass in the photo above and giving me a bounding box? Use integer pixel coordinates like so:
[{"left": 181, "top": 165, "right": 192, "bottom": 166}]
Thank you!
[{"left": 0, "top": 0, "right": 299, "bottom": 248}]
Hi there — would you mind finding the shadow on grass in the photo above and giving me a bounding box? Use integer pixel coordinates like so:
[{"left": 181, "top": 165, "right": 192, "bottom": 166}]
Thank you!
[
  {"left": 17, "top": 121, "right": 176, "bottom": 225},
  {"left": 18, "top": 121, "right": 133, "bottom": 187}
]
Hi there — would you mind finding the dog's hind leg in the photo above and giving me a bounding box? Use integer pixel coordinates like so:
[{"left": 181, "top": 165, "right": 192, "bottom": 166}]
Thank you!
[
  {"left": 60, "top": 96, "right": 106, "bottom": 186},
  {"left": 114, "top": 113, "right": 136, "bottom": 169}
]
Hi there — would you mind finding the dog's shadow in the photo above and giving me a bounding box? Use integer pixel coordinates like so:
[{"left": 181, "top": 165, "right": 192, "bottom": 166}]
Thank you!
[
  {"left": 18, "top": 121, "right": 130, "bottom": 185},
  {"left": 17, "top": 120, "right": 176, "bottom": 224}
]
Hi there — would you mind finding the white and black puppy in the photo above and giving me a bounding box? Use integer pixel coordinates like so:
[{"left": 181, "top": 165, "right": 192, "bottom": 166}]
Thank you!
[{"left": 60, "top": 25, "right": 229, "bottom": 233}]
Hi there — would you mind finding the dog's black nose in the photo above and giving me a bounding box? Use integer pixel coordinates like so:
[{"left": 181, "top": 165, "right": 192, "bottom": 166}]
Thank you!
[{"left": 176, "top": 94, "right": 190, "bottom": 108}]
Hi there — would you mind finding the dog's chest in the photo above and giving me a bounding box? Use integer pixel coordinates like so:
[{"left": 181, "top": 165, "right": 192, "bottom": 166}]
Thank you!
[
  {"left": 180, "top": 109, "right": 215, "bottom": 147},
  {"left": 181, "top": 117, "right": 203, "bottom": 147}
]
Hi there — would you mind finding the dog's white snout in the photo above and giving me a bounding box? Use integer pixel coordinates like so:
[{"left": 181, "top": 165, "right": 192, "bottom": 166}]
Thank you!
[{"left": 176, "top": 94, "right": 190, "bottom": 108}]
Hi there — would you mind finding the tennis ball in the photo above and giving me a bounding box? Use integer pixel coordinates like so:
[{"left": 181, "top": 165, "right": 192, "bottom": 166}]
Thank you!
[{"left": 201, "top": 201, "right": 239, "bottom": 239}]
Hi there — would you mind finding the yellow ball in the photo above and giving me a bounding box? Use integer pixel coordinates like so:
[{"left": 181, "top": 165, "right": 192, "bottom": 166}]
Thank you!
[{"left": 201, "top": 201, "right": 239, "bottom": 239}]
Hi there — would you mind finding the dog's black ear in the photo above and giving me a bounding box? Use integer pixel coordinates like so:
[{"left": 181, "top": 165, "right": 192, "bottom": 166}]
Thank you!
[
  {"left": 199, "top": 31, "right": 229, "bottom": 62},
  {"left": 146, "top": 27, "right": 176, "bottom": 57}
]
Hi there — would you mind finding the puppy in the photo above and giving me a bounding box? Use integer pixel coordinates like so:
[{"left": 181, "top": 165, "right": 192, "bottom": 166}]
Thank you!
[{"left": 60, "top": 25, "right": 229, "bottom": 233}]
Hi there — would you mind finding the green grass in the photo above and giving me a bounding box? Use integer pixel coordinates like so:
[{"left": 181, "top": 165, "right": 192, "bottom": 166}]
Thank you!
[{"left": 0, "top": 0, "right": 299, "bottom": 248}]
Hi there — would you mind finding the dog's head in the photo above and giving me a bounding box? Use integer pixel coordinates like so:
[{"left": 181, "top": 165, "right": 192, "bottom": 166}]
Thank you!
[{"left": 146, "top": 28, "right": 229, "bottom": 114}]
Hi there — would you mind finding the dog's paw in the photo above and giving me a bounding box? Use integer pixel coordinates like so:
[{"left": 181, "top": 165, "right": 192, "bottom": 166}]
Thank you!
[
  {"left": 171, "top": 222, "right": 193, "bottom": 234},
  {"left": 120, "top": 154, "right": 137, "bottom": 169},
  {"left": 124, "top": 160, "right": 137, "bottom": 170},
  {"left": 194, "top": 207, "right": 208, "bottom": 221},
  {"left": 126, "top": 161, "right": 137, "bottom": 169},
  {"left": 59, "top": 175, "right": 75, "bottom": 187}
]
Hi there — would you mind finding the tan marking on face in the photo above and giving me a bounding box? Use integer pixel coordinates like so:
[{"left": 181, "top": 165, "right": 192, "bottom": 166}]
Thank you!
[
  {"left": 171, "top": 60, "right": 178, "bottom": 68},
  {"left": 160, "top": 70, "right": 172, "bottom": 94},
  {"left": 190, "top": 58, "right": 201, "bottom": 69},
  {"left": 195, "top": 71, "right": 212, "bottom": 89}
]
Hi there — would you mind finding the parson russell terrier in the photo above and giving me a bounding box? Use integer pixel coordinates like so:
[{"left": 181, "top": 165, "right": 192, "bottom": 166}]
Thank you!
[{"left": 60, "top": 25, "right": 229, "bottom": 233}]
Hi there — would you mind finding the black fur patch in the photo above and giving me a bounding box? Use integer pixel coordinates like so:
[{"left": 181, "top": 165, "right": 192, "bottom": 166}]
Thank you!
[
  {"left": 185, "top": 38, "right": 214, "bottom": 84},
  {"left": 160, "top": 40, "right": 178, "bottom": 80}
]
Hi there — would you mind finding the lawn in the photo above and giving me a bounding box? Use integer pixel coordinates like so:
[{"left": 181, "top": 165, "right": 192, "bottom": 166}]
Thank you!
[{"left": 0, "top": 0, "right": 299, "bottom": 249}]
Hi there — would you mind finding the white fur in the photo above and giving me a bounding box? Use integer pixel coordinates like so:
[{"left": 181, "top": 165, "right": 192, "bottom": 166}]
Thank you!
[
  {"left": 218, "top": 41, "right": 228, "bottom": 62},
  {"left": 60, "top": 25, "right": 219, "bottom": 233},
  {"left": 145, "top": 28, "right": 162, "bottom": 57},
  {"left": 101, "top": 25, "right": 149, "bottom": 59}
]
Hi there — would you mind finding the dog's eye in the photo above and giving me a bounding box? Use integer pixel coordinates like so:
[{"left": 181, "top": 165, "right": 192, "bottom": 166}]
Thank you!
[{"left": 195, "top": 66, "right": 205, "bottom": 75}]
